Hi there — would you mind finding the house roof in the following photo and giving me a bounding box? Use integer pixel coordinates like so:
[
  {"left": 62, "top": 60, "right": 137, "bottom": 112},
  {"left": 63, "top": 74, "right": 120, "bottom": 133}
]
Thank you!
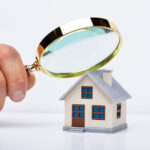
[{"left": 59, "top": 70, "right": 131, "bottom": 102}]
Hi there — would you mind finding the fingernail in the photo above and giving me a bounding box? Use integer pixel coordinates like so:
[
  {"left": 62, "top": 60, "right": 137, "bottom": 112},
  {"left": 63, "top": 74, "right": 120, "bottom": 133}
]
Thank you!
[{"left": 12, "top": 90, "right": 25, "bottom": 101}]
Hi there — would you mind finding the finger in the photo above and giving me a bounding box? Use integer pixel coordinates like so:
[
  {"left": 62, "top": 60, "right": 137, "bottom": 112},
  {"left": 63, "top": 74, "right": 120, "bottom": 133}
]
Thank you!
[
  {"left": 27, "top": 74, "right": 36, "bottom": 90},
  {"left": 0, "top": 44, "right": 27, "bottom": 102},
  {"left": 0, "top": 70, "right": 6, "bottom": 111}
]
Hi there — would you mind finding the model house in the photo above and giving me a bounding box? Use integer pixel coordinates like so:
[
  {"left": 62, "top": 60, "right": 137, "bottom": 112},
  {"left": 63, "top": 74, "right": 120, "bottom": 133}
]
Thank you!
[{"left": 60, "top": 70, "right": 131, "bottom": 133}]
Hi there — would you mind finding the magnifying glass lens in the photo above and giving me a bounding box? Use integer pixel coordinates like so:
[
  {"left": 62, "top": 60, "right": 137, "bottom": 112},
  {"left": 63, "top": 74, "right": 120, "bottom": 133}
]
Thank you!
[
  {"left": 25, "top": 18, "right": 121, "bottom": 78},
  {"left": 41, "top": 27, "right": 119, "bottom": 76}
]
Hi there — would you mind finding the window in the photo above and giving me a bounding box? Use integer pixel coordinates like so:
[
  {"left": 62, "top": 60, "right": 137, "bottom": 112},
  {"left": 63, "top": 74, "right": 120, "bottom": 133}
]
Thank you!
[
  {"left": 72, "top": 105, "right": 84, "bottom": 118},
  {"left": 117, "top": 103, "right": 121, "bottom": 119},
  {"left": 81, "top": 86, "right": 93, "bottom": 99},
  {"left": 92, "top": 105, "right": 105, "bottom": 120}
]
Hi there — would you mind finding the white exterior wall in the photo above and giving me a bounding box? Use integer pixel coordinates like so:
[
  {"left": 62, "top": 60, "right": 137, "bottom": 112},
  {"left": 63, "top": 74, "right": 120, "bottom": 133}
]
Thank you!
[
  {"left": 112, "top": 101, "right": 127, "bottom": 127},
  {"left": 64, "top": 76, "right": 114, "bottom": 128}
]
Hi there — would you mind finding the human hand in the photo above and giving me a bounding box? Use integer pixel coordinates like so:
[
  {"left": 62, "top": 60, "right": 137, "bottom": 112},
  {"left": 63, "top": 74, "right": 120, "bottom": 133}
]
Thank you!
[{"left": 0, "top": 44, "right": 36, "bottom": 110}]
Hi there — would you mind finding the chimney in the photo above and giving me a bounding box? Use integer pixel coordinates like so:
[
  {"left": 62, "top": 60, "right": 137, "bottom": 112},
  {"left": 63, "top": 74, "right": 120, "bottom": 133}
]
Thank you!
[{"left": 102, "top": 70, "right": 112, "bottom": 87}]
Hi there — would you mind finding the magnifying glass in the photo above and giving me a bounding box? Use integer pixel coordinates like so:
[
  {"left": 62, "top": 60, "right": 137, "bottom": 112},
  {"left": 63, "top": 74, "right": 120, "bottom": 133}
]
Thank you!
[{"left": 26, "top": 17, "right": 121, "bottom": 78}]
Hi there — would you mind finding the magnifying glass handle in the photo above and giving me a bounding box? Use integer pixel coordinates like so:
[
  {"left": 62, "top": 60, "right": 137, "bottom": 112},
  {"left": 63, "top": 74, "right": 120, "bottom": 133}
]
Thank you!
[
  {"left": 25, "top": 65, "right": 33, "bottom": 76},
  {"left": 25, "top": 58, "right": 40, "bottom": 76}
]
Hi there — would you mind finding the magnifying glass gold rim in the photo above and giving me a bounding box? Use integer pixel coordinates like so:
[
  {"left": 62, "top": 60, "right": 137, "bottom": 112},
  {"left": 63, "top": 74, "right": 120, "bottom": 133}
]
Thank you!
[{"left": 27, "top": 17, "right": 122, "bottom": 78}]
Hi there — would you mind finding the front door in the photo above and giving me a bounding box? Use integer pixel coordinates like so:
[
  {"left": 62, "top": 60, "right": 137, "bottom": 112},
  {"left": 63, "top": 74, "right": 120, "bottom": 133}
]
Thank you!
[{"left": 72, "top": 104, "right": 85, "bottom": 127}]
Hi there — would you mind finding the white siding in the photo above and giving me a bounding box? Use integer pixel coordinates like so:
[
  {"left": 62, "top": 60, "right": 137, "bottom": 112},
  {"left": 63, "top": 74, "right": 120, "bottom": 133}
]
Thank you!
[
  {"left": 64, "top": 76, "right": 115, "bottom": 128},
  {"left": 112, "top": 101, "right": 127, "bottom": 127}
]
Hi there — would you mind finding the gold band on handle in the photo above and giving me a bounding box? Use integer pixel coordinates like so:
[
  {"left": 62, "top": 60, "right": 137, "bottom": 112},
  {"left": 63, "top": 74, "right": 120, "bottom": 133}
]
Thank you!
[{"left": 25, "top": 57, "right": 40, "bottom": 75}]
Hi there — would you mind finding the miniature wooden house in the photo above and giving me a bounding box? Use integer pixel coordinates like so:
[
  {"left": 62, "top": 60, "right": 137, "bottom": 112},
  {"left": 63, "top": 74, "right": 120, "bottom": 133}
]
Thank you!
[{"left": 60, "top": 70, "right": 131, "bottom": 133}]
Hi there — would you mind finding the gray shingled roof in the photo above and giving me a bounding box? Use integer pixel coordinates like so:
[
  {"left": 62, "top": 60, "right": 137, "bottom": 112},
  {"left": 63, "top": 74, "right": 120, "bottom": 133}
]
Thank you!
[{"left": 59, "top": 70, "right": 131, "bottom": 102}]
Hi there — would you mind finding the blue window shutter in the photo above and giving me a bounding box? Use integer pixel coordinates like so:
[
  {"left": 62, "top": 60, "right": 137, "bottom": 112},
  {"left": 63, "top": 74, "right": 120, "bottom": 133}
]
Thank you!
[
  {"left": 87, "top": 87, "right": 92, "bottom": 92},
  {"left": 99, "top": 107, "right": 104, "bottom": 112},
  {"left": 93, "top": 106, "right": 98, "bottom": 112},
  {"left": 73, "top": 106, "right": 78, "bottom": 111},
  {"left": 82, "top": 87, "right": 87, "bottom": 92},
  {"left": 79, "top": 106, "right": 84, "bottom": 111},
  {"left": 99, "top": 114, "right": 104, "bottom": 119},
  {"left": 82, "top": 93, "right": 86, "bottom": 98},
  {"left": 73, "top": 112, "right": 78, "bottom": 117},
  {"left": 79, "top": 113, "right": 84, "bottom": 118},
  {"left": 93, "top": 114, "right": 98, "bottom": 118},
  {"left": 87, "top": 93, "right": 92, "bottom": 98}
]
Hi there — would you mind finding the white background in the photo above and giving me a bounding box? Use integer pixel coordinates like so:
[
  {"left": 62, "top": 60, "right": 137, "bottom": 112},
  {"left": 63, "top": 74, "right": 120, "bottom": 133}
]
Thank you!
[
  {"left": 0, "top": 0, "right": 150, "bottom": 113},
  {"left": 0, "top": 113, "right": 149, "bottom": 150}
]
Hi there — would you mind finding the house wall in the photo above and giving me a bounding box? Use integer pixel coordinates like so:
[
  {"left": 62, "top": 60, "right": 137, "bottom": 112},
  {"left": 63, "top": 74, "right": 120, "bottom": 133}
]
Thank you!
[
  {"left": 64, "top": 76, "right": 114, "bottom": 128},
  {"left": 112, "top": 101, "right": 127, "bottom": 127}
]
